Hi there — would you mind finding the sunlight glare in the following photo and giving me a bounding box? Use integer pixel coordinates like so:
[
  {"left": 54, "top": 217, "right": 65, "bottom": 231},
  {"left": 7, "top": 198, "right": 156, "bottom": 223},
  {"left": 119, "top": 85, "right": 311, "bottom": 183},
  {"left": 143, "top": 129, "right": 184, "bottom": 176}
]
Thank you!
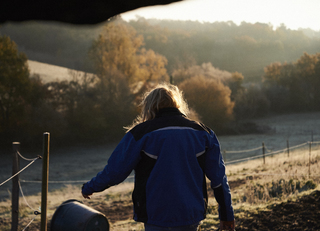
[{"left": 121, "top": 0, "right": 320, "bottom": 31}]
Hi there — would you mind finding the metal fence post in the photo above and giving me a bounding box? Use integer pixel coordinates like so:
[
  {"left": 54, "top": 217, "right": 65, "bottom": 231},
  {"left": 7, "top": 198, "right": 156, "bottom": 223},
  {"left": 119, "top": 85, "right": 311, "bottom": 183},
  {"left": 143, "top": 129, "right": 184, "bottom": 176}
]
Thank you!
[
  {"left": 11, "top": 142, "right": 20, "bottom": 231},
  {"left": 41, "top": 132, "right": 50, "bottom": 231},
  {"left": 262, "top": 142, "right": 265, "bottom": 164},
  {"left": 309, "top": 141, "right": 311, "bottom": 178}
]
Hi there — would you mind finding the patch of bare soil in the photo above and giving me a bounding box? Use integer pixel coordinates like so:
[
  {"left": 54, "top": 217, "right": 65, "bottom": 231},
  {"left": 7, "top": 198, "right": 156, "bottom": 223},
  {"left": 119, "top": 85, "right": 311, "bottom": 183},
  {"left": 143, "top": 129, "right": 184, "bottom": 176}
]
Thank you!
[
  {"left": 95, "top": 200, "right": 134, "bottom": 224},
  {"left": 0, "top": 200, "right": 135, "bottom": 230},
  {"left": 236, "top": 190, "right": 320, "bottom": 231},
  {"left": 93, "top": 178, "right": 247, "bottom": 226},
  {"left": 2, "top": 187, "right": 318, "bottom": 230},
  {"left": 92, "top": 189, "right": 320, "bottom": 231},
  {"left": 93, "top": 179, "right": 249, "bottom": 225}
]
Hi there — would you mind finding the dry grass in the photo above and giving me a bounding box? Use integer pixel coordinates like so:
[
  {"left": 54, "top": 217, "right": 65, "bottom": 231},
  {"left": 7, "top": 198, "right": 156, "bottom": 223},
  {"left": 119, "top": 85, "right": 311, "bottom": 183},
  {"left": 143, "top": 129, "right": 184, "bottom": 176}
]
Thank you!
[
  {"left": 232, "top": 144, "right": 319, "bottom": 202},
  {"left": 200, "top": 144, "right": 320, "bottom": 229},
  {"left": 0, "top": 145, "right": 318, "bottom": 230},
  {"left": 1, "top": 112, "right": 320, "bottom": 230}
]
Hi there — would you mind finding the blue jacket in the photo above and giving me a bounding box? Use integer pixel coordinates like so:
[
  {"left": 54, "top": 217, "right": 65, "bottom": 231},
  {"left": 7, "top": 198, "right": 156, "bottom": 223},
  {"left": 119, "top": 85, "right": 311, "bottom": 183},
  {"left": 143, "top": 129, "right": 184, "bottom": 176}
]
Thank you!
[{"left": 82, "top": 107, "right": 234, "bottom": 227}]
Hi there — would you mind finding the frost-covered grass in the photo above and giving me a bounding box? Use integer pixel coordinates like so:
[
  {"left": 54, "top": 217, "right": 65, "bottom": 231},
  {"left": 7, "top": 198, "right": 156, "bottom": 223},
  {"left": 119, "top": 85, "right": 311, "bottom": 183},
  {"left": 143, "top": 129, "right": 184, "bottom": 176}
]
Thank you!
[{"left": 1, "top": 112, "right": 320, "bottom": 230}]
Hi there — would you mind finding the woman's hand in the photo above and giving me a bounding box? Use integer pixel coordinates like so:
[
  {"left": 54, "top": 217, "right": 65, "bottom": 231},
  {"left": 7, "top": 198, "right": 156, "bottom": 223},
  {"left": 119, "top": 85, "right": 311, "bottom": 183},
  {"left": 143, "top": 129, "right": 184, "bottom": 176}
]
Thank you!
[
  {"left": 220, "top": 220, "right": 235, "bottom": 230},
  {"left": 81, "top": 183, "right": 92, "bottom": 199},
  {"left": 82, "top": 192, "right": 92, "bottom": 199}
]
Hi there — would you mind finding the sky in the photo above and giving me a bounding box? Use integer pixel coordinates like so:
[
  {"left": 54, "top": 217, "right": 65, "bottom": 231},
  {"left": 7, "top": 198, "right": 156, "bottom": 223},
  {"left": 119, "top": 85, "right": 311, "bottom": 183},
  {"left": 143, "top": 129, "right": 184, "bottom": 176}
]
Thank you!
[{"left": 121, "top": 0, "right": 320, "bottom": 31}]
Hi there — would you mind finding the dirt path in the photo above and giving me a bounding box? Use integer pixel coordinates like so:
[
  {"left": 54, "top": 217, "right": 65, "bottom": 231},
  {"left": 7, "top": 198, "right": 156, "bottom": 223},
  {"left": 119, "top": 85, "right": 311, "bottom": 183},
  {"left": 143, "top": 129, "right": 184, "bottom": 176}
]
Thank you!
[
  {"left": 236, "top": 190, "right": 320, "bottom": 231},
  {"left": 89, "top": 181, "right": 320, "bottom": 230},
  {"left": 88, "top": 189, "right": 320, "bottom": 230},
  {"left": 1, "top": 188, "right": 319, "bottom": 230}
]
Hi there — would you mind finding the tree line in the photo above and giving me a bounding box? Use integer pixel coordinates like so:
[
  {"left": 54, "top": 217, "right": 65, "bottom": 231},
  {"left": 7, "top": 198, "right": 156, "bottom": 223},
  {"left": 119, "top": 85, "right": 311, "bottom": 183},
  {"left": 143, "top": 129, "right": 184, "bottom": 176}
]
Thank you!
[
  {"left": 0, "top": 20, "right": 170, "bottom": 149},
  {"left": 1, "top": 17, "right": 320, "bottom": 81},
  {"left": 1, "top": 18, "right": 320, "bottom": 149}
]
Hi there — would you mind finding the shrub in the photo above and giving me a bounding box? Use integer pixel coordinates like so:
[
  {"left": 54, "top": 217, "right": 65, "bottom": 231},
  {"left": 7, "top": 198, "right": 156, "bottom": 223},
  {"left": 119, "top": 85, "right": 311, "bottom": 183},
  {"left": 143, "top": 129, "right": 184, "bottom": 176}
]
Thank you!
[{"left": 179, "top": 75, "right": 234, "bottom": 133}]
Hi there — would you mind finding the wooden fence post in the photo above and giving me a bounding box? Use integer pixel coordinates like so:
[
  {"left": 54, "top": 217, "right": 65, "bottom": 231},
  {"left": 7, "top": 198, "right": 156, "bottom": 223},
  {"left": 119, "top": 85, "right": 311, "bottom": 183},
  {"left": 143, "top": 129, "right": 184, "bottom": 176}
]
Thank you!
[
  {"left": 41, "top": 133, "right": 50, "bottom": 231},
  {"left": 223, "top": 150, "right": 226, "bottom": 162},
  {"left": 287, "top": 140, "right": 290, "bottom": 157},
  {"left": 309, "top": 142, "right": 311, "bottom": 178},
  {"left": 262, "top": 142, "right": 265, "bottom": 164},
  {"left": 11, "top": 142, "right": 20, "bottom": 231},
  {"left": 170, "top": 76, "right": 174, "bottom": 84}
]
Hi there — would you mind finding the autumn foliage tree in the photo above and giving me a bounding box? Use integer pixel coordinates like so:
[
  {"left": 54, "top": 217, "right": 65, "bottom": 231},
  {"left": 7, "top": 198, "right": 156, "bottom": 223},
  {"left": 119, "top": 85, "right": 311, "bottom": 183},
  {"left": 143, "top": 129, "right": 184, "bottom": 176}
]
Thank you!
[
  {"left": 179, "top": 76, "right": 234, "bottom": 133},
  {"left": 85, "top": 19, "right": 169, "bottom": 139},
  {"left": 263, "top": 52, "right": 320, "bottom": 112},
  {"left": 89, "top": 19, "right": 168, "bottom": 93},
  {"left": 0, "top": 20, "right": 171, "bottom": 145}
]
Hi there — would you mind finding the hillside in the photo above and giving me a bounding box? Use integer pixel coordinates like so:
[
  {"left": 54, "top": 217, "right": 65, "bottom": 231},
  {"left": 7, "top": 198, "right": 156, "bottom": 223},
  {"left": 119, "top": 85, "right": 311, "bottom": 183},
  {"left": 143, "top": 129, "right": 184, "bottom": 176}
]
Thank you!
[
  {"left": 28, "top": 60, "right": 73, "bottom": 83},
  {"left": 28, "top": 60, "right": 90, "bottom": 83},
  {"left": 2, "top": 20, "right": 320, "bottom": 82}
]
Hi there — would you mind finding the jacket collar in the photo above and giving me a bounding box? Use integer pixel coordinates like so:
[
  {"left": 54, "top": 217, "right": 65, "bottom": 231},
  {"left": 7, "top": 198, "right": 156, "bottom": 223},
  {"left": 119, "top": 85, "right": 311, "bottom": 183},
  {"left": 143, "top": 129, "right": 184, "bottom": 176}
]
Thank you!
[{"left": 156, "top": 107, "right": 185, "bottom": 118}]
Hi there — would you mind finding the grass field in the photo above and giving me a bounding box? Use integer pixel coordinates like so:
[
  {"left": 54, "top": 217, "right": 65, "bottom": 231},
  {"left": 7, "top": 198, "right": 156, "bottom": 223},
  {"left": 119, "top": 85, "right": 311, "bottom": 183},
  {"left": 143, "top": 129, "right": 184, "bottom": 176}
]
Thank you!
[
  {"left": 28, "top": 60, "right": 74, "bottom": 83},
  {"left": 0, "top": 112, "right": 319, "bottom": 230}
]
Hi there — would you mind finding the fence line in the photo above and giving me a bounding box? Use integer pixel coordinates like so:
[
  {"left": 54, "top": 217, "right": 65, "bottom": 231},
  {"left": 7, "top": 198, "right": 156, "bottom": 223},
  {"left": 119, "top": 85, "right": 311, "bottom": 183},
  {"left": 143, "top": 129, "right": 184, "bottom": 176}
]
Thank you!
[
  {"left": 19, "top": 175, "right": 135, "bottom": 184},
  {"left": 7, "top": 140, "right": 318, "bottom": 186},
  {"left": 263, "top": 143, "right": 305, "bottom": 156},
  {"left": 20, "top": 179, "right": 89, "bottom": 184},
  {"left": 225, "top": 146, "right": 261, "bottom": 154},
  {"left": 224, "top": 140, "right": 318, "bottom": 165},
  {"left": 225, "top": 141, "right": 310, "bottom": 155},
  {"left": 265, "top": 146, "right": 288, "bottom": 155},
  {"left": 0, "top": 144, "right": 43, "bottom": 231},
  {"left": 231, "top": 173, "right": 320, "bottom": 177},
  {"left": 226, "top": 154, "right": 263, "bottom": 164},
  {"left": 288, "top": 142, "right": 310, "bottom": 150},
  {"left": 225, "top": 146, "right": 289, "bottom": 164},
  {"left": 0, "top": 157, "right": 41, "bottom": 187}
]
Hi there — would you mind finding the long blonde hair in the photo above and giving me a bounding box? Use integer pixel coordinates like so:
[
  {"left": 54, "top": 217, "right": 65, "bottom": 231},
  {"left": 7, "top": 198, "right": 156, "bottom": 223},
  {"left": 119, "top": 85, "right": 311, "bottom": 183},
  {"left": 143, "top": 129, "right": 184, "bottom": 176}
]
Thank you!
[{"left": 126, "top": 83, "right": 189, "bottom": 131}]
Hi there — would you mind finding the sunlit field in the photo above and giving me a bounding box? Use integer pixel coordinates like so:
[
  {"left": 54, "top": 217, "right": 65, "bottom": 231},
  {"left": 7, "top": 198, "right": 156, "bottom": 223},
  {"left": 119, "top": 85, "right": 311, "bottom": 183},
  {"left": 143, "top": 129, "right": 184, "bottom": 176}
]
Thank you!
[
  {"left": 0, "top": 112, "right": 319, "bottom": 230},
  {"left": 28, "top": 60, "right": 74, "bottom": 83}
]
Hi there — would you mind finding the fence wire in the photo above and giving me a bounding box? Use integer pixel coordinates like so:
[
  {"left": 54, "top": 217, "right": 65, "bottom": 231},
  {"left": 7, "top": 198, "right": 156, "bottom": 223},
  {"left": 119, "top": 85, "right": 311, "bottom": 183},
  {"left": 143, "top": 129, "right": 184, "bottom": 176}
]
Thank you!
[
  {"left": 18, "top": 181, "right": 38, "bottom": 212},
  {"left": 6, "top": 140, "right": 318, "bottom": 186},
  {"left": 225, "top": 146, "right": 261, "bottom": 154},
  {"left": 17, "top": 151, "right": 41, "bottom": 162},
  {"left": 22, "top": 215, "right": 38, "bottom": 231},
  {"left": 20, "top": 175, "right": 135, "bottom": 184},
  {"left": 0, "top": 151, "right": 41, "bottom": 231},
  {"left": 0, "top": 157, "right": 40, "bottom": 187},
  {"left": 224, "top": 141, "right": 318, "bottom": 165},
  {"left": 18, "top": 180, "right": 41, "bottom": 231}
]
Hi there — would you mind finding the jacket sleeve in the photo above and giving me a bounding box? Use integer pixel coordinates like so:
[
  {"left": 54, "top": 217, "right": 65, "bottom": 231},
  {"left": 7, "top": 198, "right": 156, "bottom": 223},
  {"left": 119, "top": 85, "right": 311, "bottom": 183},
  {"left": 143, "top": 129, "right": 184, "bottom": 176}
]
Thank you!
[
  {"left": 204, "top": 130, "right": 234, "bottom": 221},
  {"left": 82, "top": 132, "right": 143, "bottom": 195}
]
